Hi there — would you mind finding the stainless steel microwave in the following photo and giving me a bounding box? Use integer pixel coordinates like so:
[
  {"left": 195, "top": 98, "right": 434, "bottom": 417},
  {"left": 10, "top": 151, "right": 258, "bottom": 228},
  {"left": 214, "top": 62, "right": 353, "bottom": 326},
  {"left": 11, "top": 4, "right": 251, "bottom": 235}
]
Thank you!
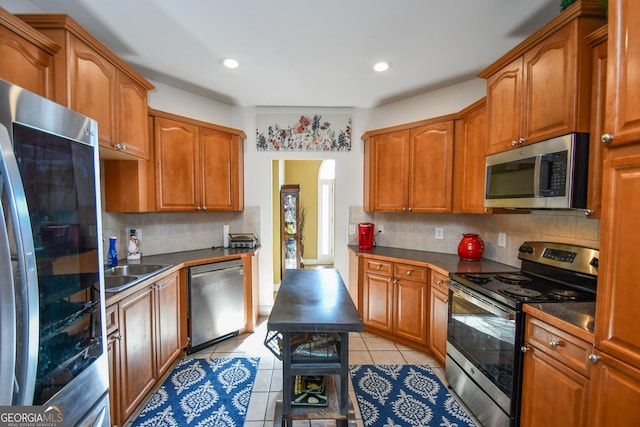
[{"left": 484, "top": 133, "right": 589, "bottom": 209}]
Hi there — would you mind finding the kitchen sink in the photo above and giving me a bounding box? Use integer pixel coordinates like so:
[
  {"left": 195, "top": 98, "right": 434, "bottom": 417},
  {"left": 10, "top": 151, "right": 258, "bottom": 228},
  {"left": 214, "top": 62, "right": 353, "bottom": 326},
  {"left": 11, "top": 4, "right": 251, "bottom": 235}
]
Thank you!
[
  {"left": 104, "top": 264, "right": 168, "bottom": 276},
  {"left": 103, "top": 264, "right": 171, "bottom": 292}
]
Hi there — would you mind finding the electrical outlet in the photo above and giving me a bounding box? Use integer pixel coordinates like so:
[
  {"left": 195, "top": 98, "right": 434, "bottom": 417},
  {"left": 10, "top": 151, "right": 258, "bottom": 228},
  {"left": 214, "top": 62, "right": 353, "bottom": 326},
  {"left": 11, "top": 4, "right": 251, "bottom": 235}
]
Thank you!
[
  {"left": 136, "top": 228, "right": 142, "bottom": 242},
  {"left": 498, "top": 232, "right": 506, "bottom": 247},
  {"left": 377, "top": 224, "right": 384, "bottom": 234},
  {"left": 349, "top": 224, "right": 356, "bottom": 235},
  {"left": 435, "top": 227, "right": 444, "bottom": 240}
]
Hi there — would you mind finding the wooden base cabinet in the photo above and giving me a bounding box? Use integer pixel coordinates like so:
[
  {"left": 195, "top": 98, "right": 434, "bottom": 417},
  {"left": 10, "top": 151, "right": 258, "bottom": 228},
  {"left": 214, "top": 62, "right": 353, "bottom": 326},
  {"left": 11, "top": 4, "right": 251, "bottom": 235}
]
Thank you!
[
  {"left": 520, "top": 309, "right": 594, "bottom": 427},
  {"left": 109, "top": 271, "right": 182, "bottom": 425},
  {"left": 429, "top": 271, "right": 449, "bottom": 366},
  {"left": 362, "top": 258, "right": 429, "bottom": 347}
]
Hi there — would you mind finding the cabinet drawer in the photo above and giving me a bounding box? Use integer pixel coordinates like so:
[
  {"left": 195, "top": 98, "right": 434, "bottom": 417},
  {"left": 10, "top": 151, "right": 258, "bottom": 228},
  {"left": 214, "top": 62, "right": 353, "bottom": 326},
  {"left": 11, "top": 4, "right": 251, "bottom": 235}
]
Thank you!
[
  {"left": 525, "top": 316, "right": 592, "bottom": 377},
  {"left": 431, "top": 271, "right": 449, "bottom": 292},
  {"left": 105, "top": 303, "right": 119, "bottom": 336},
  {"left": 365, "top": 259, "right": 393, "bottom": 276},
  {"left": 394, "top": 263, "right": 428, "bottom": 283}
]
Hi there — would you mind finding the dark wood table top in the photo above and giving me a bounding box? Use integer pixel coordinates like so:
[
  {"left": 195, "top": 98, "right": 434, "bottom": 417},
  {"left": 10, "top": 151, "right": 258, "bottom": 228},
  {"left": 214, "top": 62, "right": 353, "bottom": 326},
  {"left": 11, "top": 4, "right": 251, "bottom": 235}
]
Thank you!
[{"left": 268, "top": 268, "right": 364, "bottom": 333}]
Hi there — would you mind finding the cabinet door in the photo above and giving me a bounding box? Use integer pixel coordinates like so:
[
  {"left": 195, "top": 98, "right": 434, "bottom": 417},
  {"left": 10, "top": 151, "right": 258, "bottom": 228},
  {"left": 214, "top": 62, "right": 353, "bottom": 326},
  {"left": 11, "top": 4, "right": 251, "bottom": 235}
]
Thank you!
[
  {"left": 155, "top": 117, "right": 200, "bottom": 211},
  {"left": 105, "top": 304, "right": 120, "bottom": 427},
  {"left": 394, "top": 278, "right": 428, "bottom": 345},
  {"left": 523, "top": 23, "right": 577, "bottom": 143},
  {"left": 154, "top": 272, "right": 182, "bottom": 378},
  {"left": 586, "top": 27, "right": 607, "bottom": 219},
  {"left": 486, "top": 56, "right": 523, "bottom": 154},
  {"left": 116, "top": 71, "right": 149, "bottom": 159},
  {"left": 588, "top": 351, "right": 640, "bottom": 426},
  {"left": 429, "top": 273, "right": 449, "bottom": 366},
  {"left": 453, "top": 101, "right": 489, "bottom": 213},
  {"left": 409, "top": 121, "right": 454, "bottom": 212},
  {"left": 119, "top": 287, "right": 156, "bottom": 421},
  {"left": 68, "top": 35, "right": 117, "bottom": 150},
  {"left": 520, "top": 346, "right": 589, "bottom": 427},
  {"left": 0, "top": 24, "right": 54, "bottom": 98},
  {"left": 604, "top": 0, "right": 640, "bottom": 146},
  {"left": 595, "top": 150, "right": 640, "bottom": 368},
  {"left": 365, "top": 130, "right": 410, "bottom": 212},
  {"left": 200, "top": 127, "right": 242, "bottom": 211},
  {"left": 362, "top": 273, "right": 393, "bottom": 333}
]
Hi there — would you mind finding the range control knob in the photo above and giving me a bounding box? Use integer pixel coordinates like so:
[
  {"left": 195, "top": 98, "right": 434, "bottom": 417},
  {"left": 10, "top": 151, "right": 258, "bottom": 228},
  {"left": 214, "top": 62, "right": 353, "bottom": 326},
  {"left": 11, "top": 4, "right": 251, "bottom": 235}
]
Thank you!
[
  {"left": 590, "top": 257, "right": 599, "bottom": 268},
  {"left": 519, "top": 245, "right": 534, "bottom": 254}
]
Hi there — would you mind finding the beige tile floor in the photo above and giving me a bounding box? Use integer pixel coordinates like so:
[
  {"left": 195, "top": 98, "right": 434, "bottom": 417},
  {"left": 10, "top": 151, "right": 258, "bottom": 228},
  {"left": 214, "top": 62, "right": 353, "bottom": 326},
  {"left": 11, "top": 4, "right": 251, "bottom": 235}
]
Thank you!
[{"left": 179, "top": 316, "right": 466, "bottom": 427}]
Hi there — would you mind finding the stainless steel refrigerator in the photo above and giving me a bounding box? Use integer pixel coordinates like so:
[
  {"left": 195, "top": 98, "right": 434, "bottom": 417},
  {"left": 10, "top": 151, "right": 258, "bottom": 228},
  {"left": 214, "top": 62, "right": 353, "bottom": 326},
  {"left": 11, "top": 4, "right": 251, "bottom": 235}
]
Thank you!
[{"left": 0, "top": 79, "right": 110, "bottom": 425}]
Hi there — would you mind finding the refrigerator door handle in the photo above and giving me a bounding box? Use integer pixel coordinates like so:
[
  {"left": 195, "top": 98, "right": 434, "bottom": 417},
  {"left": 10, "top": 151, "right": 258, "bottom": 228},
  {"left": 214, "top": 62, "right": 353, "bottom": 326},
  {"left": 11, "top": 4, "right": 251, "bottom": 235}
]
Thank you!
[
  {"left": 0, "top": 124, "right": 39, "bottom": 405},
  {"left": 0, "top": 194, "right": 16, "bottom": 405}
]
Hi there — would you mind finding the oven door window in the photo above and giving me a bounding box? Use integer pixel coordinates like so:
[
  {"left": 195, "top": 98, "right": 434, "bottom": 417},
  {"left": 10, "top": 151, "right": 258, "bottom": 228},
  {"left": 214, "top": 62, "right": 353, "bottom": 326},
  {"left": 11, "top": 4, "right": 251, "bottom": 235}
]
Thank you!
[{"left": 448, "top": 288, "right": 517, "bottom": 398}]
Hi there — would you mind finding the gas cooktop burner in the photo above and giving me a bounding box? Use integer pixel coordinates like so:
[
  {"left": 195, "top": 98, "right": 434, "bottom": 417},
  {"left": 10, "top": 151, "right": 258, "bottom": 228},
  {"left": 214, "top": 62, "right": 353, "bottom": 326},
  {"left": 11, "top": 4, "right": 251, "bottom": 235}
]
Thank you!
[
  {"left": 502, "top": 287, "right": 542, "bottom": 298},
  {"left": 495, "top": 273, "right": 533, "bottom": 285},
  {"left": 463, "top": 273, "right": 492, "bottom": 284}
]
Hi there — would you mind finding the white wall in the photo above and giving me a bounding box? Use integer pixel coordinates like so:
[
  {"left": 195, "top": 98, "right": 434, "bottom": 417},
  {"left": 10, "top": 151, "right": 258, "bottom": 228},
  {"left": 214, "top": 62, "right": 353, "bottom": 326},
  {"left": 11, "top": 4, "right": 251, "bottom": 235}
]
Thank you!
[{"left": 140, "top": 78, "right": 490, "bottom": 314}]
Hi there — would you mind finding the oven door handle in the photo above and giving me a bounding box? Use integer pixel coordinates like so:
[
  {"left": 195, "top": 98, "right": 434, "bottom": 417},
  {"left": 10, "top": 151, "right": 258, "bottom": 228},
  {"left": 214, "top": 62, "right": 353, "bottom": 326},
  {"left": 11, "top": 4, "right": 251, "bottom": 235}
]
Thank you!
[{"left": 449, "top": 282, "right": 516, "bottom": 320}]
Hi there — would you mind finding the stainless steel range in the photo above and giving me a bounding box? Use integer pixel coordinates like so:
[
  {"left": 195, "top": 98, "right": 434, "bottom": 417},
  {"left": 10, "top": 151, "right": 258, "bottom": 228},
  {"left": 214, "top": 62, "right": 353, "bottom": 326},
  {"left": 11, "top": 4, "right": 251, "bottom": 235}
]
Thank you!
[{"left": 446, "top": 241, "right": 598, "bottom": 427}]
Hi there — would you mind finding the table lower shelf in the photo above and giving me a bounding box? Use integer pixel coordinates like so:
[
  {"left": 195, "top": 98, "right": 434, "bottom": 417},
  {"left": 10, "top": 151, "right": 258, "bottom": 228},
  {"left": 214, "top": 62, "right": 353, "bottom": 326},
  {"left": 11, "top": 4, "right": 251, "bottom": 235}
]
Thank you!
[{"left": 273, "top": 398, "right": 357, "bottom": 427}]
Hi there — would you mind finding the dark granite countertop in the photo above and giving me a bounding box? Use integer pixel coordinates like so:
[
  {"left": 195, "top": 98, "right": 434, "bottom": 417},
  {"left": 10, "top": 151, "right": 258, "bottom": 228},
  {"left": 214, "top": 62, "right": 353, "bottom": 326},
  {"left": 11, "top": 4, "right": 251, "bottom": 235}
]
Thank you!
[
  {"left": 524, "top": 302, "right": 596, "bottom": 335},
  {"left": 348, "top": 245, "right": 519, "bottom": 274},
  {"left": 268, "top": 269, "right": 364, "bottom": 333},
  {"left": 126, "top": 246, "right": 260, "bottom": 267}
]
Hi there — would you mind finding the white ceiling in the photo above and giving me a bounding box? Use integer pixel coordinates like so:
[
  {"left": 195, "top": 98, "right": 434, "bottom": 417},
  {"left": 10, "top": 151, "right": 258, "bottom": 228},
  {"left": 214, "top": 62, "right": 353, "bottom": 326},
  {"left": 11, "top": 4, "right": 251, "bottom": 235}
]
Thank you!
[{"left": 0, "top": 0, "right": 562, "bottom": 108}]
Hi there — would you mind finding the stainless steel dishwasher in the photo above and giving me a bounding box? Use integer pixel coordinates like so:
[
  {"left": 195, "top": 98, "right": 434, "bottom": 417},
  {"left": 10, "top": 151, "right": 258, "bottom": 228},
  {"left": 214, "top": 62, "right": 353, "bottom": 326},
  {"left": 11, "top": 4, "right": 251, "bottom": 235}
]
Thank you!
[{"left": 187, "top": 259, "right": 244, "bottom": 353}]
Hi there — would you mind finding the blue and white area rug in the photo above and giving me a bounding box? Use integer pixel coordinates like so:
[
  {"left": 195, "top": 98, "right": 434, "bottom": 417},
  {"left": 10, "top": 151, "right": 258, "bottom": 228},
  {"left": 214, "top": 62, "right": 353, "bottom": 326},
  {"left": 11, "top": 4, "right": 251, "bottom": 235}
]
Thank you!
[
  {"left": 132, "top": 357, "right": 259, "bottom": 427},
  {"left": 349, "top": 364, "right": 477, "bottom": 427}
]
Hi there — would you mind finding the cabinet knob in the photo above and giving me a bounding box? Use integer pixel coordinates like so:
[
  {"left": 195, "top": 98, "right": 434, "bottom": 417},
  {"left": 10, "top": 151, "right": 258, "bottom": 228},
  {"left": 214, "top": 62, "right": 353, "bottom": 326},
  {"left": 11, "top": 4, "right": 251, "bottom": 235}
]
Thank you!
[
  {"left": 521, "top": 346, "right": 530, "bottom": 353},
  {"left": 584, "top": 209, "right": 594, "bottom": 216},
  {"left": 196, "top": 207, "right": 202, "bottom": 211},
  {"left": 202, "top": 207, "right": 207, "bottom": 211},
  {"left": 407, "top": 207, "right": 412, "bottom": 212},
  {"left": 406, "top": 271, "right": 412, "bottom": 276},
  {"left": 437, "top": 280, "right": 443, "bottom": 285},
  {"left": 402, "top": 207, "right": 406, "bottom": 212},
  {"left": 519, "top": 137, "right": 526, "bottom": 144},
  {"left": 549, "top": 340, "right": 560, "bottom": 348},
  {"left": 601, "top": 133, "right": 614, "bottom": 143},
  {"left": 376, "top": 265, "right": 382, "bottom": 270},
  {"left": 387, "top": 278, "right": 392, "bottom": 284},
  {"left": 116, "top": 335, "right": 123, "bottom": 341},
  {"left": 444, "top": 298, "right": 449, "bottom": 303},
  {"left": 588, "top": 354, "right": 601, "bottom": 363},
  {"left": 115, "top": 143, "right": 127, "bottom": 151},
  {"left": 512, "top": 140, "right": 519, "bottom": 147}
]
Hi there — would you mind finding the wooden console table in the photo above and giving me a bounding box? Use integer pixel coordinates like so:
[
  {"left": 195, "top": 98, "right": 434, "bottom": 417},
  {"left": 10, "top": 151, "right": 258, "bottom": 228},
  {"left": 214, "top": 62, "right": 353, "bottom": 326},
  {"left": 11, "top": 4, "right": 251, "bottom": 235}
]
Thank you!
[{"left": 267, "top": 269, "right": 364, "bottom": 426}]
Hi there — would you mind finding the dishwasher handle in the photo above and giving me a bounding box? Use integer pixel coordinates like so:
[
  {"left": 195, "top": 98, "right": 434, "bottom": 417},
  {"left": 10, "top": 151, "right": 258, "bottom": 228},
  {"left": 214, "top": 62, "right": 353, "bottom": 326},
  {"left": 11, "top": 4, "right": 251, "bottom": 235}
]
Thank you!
[{"left": 189, "top": 259, "right": 244, "bottom": 276}]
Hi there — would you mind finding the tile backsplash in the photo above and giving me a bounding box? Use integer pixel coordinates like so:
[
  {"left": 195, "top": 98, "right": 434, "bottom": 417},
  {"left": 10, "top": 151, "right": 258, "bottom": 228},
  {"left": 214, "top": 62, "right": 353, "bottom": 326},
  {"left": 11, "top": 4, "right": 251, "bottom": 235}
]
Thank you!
[
  {"left": 102, "top": 207, "right": 261, "bottom": 261},
  {"left": 349, "top": 207, "right": 600, "bottom": 268}
]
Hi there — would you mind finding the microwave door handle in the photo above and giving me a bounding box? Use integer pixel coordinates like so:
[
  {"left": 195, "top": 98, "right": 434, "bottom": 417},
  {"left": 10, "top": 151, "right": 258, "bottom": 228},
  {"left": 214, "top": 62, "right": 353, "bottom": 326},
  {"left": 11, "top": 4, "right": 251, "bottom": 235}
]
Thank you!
[
  {"left": 0, "top": 124, "right": 38, "bottom": 405},
  {"left": 533, "top": 155, "right": 542, "bottom": 197}
]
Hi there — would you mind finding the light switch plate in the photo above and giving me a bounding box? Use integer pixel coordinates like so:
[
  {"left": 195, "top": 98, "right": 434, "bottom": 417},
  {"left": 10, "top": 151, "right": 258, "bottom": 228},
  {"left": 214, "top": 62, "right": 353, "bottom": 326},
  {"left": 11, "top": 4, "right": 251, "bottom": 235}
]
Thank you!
[{"left": 498, "top": 232, "right": 506, "bottom": 247}]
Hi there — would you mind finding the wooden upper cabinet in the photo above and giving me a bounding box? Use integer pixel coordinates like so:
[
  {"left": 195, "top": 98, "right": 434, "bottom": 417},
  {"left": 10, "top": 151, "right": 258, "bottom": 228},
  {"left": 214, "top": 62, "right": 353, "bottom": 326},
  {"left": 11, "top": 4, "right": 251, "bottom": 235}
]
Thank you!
[
  {"left": 17, "top": 14, "right": 154, "bottom": 160},
  {"left": 479, "top": 0, "right": 606, "bottom": 154},
  {"left": 585, "top": 25, "right": 608, "bottom": 219},
  {"left": 409, "top": 121, "right": 454, "bottom": 212},
  {"left": 602, "top": 0, "right": 640, "bottom": 147},
  {"left": 363, "top": 118, "right": 454, "bottom": 213},
  {"left": 154, "top": 116, "right": 200, "bottom": 211},
  {"left": 68, "top": 34, "right": 118, "bottom": 149},
  {"left": 152, "top": 109, "right": 246, "bottom": 212},
  {"left": 364, "top": 130, "right": 410, "bottom": 212},
  {"left": 453, "top": 98, "right": 489, "bottom": 214},
  {"left": 0, "top": 7, "right": 58, "bottom": 98}
]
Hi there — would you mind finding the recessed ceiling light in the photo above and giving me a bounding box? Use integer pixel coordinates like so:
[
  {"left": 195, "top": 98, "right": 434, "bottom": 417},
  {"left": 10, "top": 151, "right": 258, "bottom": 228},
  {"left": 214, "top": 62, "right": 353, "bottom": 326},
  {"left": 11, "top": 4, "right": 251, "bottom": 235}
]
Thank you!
[
  {"left": 221, "top": 58, "right": 239, "bottom": 69},
  {"left": 373, "top": 62, "right": 390, "bottom": 72}
]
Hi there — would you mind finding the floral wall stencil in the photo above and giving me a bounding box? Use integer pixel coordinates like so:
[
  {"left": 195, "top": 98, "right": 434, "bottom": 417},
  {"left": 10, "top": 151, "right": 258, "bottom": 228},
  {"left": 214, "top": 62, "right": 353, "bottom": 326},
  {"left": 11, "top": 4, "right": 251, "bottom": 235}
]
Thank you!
[{"left": 256, "top": 113, "right": 352, "bottom": 151}]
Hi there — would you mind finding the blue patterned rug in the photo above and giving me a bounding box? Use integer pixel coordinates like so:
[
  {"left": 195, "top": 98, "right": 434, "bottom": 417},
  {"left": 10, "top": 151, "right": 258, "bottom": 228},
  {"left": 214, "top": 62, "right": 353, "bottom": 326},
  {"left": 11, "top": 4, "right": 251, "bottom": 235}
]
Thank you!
[
  {"left": 131, "top": 357, "right": 259, "bottom": 427},
  {"left": 349, "top": 364, "right": 477, "bottom": 427}
]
